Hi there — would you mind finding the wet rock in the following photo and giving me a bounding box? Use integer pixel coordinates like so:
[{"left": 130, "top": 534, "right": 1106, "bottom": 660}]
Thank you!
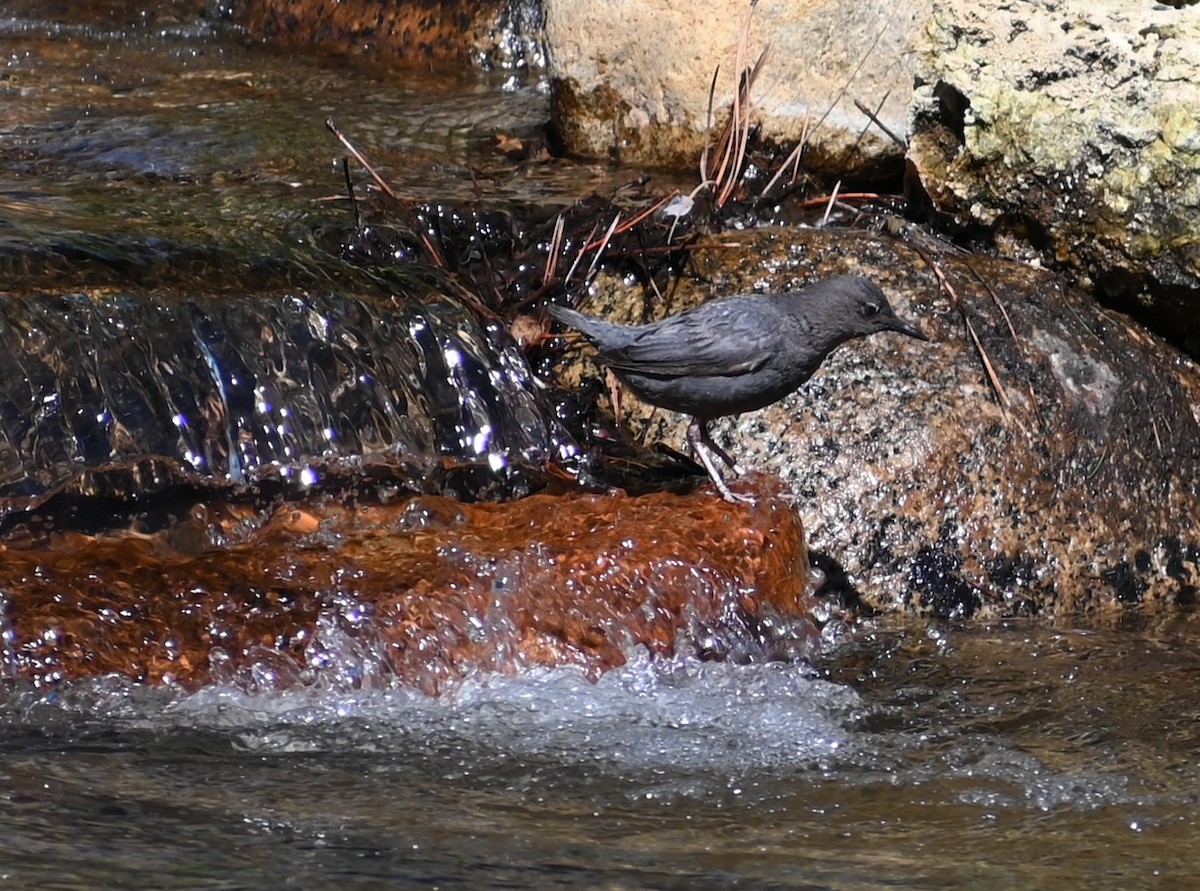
[
  {"left": 0, "top": 474, "right": 813, "bottom": 692},
  {"left": 231, "top": 0, "right": 545, "bottom": 71},
  {"left": 544, "top": 0, "right": 928, "bottom": 175},
  {"left": 0, "top": 288, "right": 569, "bottom": 515},
  {"left": 908, "top": 0, "right": 1200, "bottom": 348},
  {"left": 556, "top": 227, "right": 1200, "bottom": 617}
]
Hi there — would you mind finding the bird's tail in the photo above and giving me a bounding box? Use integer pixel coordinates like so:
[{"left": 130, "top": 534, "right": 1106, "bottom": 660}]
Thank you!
[
  {"left": 545, "top": 302, "right": 590, "bottom": 331},
  {"left": 545, "top": 303, "right": 627, "bottom": 345}
]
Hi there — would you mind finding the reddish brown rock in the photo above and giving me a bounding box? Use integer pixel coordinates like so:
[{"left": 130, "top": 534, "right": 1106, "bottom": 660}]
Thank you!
[
  {"left": 233, "top": 0, "right": 529, "bottom": 69},
  {"left": 0, "top": 473, "right": 811, "bottom": 693}
]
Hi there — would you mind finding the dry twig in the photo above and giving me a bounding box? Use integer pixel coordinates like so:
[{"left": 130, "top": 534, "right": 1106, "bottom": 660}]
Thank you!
[
  {"left": 326, "top": 119, "right": 401, "bottom": 203},
  {"left": 853, "top": 95, "right": 906, "bottom": 149},
  {"left": 760, "top": 111, "right": 812, "bottom": 199},
  {"left": 917, "top": 247, "right": 1012, "bottom": 412}
]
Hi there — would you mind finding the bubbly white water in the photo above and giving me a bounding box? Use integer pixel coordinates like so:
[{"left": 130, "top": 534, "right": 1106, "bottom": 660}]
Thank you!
[{"left": 171, "top": 652, "right": 859, "bottom": 775}]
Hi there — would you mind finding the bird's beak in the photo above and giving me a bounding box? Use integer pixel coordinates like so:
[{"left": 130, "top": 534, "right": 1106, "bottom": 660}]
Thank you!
[{"left": 887, "top": 317, "right": 929, "bottom": 341}]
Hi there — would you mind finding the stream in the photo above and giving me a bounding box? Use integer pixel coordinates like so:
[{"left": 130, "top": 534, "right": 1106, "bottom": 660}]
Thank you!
[{"left": 1, "top": 3, "right": 1198, "bottom": 888}]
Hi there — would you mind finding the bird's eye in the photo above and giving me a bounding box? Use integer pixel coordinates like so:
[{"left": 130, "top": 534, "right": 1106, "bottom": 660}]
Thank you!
[{"left": 864, "top": 303, "right": 882, "bottom": 317}]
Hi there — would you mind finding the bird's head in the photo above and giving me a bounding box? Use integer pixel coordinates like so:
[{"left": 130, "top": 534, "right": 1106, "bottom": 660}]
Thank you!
[{"left": 808, "top": 276, "right": 928, "bottom": 343}]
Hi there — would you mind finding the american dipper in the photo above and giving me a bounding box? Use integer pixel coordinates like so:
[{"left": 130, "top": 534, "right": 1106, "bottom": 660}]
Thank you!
[{"left": 548, "top": 275, "right": 927, "bottom": 502}]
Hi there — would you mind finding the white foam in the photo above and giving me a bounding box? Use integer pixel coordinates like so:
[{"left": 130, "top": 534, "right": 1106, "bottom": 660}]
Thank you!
[{"left": 165, "top": 650, "right": 859, "bottom": 776}]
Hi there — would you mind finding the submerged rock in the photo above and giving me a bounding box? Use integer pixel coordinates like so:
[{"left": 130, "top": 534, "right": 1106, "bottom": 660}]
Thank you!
[
  {"left": 0, "top": 474, "right": 813, "bottom": 692},
  {"left": 231, "top": 0, "right": 546, "bottom": 71},
  {"left": 559, "top": 227, "right": 1200, "bottom": 616}
]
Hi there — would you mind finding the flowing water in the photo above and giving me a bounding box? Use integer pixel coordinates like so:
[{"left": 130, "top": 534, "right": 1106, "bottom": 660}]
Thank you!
[
  {"left": 3, "top": 619, "right": 1199, "bottom": 888},
  {"left": 2, "top": 4, "right": 1199, "bottom": 888}
]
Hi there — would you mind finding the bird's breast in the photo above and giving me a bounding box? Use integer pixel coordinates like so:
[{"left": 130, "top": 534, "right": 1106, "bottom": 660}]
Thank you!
[{"left": 616, "top": 362, "right": 803, "bottom": 419}]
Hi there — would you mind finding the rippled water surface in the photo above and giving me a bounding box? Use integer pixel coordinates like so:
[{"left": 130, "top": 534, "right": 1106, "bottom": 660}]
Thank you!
[
  {"left": 3, "top": 620, "right": 1199, "bottom": 889},
  {"left": 1, "top": 0, "right": 665, "bottom": 282},
  {"left": 3, "top": 4, "right": 1199, "bottom": 889}
]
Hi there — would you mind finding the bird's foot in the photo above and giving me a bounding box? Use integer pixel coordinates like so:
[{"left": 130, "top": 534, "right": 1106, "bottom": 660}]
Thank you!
[
  {"left": 714, "top": 481, "right": 757, "bottom": 505},
  {"left": 700, "top": 454, "right": 755, "bottom": 504},
  {"left": 688, "top": 421, "right": 755, "bottom": 504}
]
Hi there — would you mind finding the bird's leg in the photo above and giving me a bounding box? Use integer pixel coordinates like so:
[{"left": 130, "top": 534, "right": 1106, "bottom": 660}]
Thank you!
[
  {"left": 691, "top": 418, "right": 745, "bottom": 474},
  {"left": 687, "top": 418, "right": 754, "bottom": 504},
  {"left": 604, "top": 368, "right": 623, "bottom": 424}
]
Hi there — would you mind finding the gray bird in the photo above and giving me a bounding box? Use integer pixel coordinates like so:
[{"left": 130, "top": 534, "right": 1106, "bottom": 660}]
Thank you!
[{"left": 548, "top": 275, "right": 927, "bottom": 502}]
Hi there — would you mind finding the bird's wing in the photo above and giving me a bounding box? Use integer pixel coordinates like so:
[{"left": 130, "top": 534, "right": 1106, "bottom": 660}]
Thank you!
[{"left": 599, "top": 301, "right": 778, "bottom": 377}]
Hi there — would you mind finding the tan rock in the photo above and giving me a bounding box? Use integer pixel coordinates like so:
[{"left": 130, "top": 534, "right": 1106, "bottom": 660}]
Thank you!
[
  {"left": 908, "top": 0, "right": 1200, "bottom": 335},
  {"left": 545, "top": 0, "right": 930, "bottom": 174}
]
